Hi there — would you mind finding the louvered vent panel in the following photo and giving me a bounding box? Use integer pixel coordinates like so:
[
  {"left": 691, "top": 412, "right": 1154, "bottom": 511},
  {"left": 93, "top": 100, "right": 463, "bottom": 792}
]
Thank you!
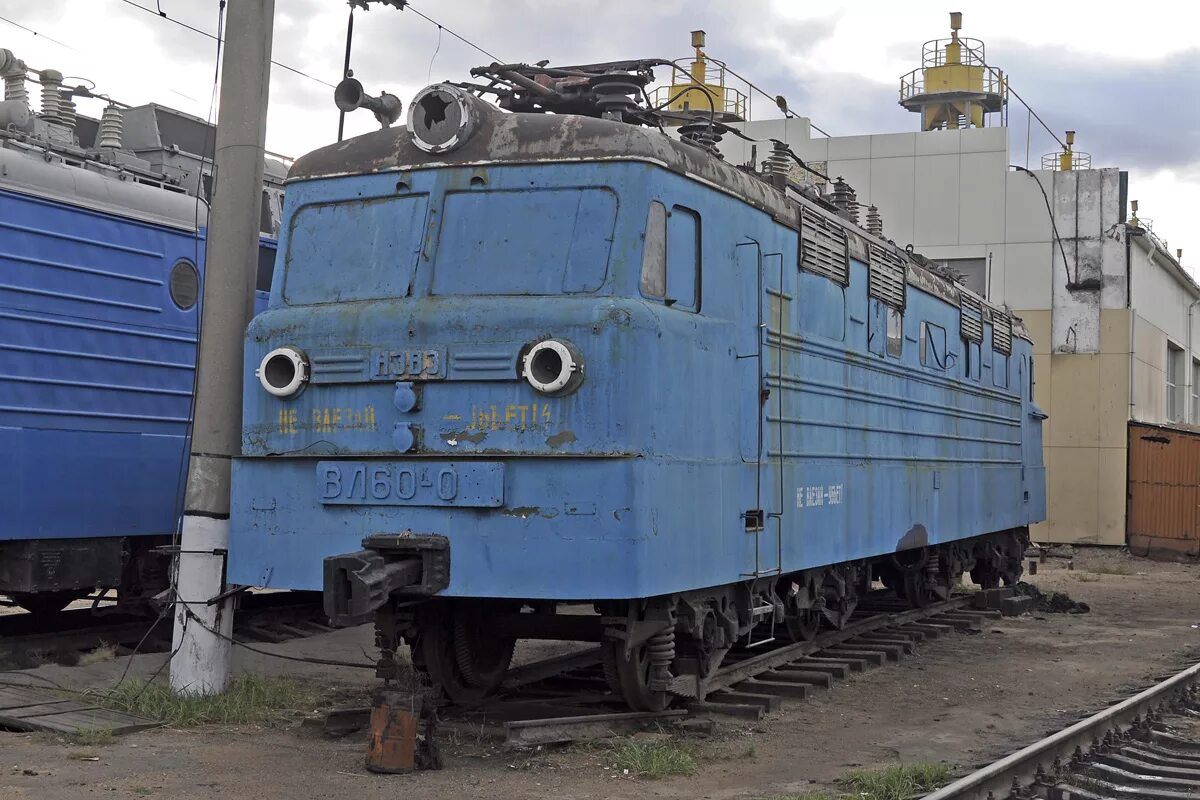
[
  {"left": 868, "top": 244, "right": 907, "bottom": 310},
  {"left": 993, "top": 313, "right": 1013, "bottom": 354},
  {"left": 800, "top": 207, "right": 848, "bottom": 285},
  {"left": 960, "top": 294, "right": 983, "bottom": 342}
]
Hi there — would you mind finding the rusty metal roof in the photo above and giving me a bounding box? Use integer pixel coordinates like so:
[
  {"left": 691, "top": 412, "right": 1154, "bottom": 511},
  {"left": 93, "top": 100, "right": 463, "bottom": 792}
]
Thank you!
[{"left": 290, "top": 99, "right": 1030, "bottom": 343}]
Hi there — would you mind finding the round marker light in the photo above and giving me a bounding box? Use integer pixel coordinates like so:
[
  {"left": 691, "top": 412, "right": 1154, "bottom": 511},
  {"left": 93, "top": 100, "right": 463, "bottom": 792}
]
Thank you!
[
  {"left": 522, "top": 339, "right": 583, "bottom": 395},
  {"left": 408, "top": 83, "right": 479, "bottom": 154},
  {"left": 257, "top": 346, "right": 308, "bottom": 397}
]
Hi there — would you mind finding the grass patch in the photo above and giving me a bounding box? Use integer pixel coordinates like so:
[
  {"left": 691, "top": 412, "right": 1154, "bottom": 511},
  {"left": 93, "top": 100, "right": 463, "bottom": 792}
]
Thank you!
[
  {"left": 841, "top": 762, "right": 952, "bottom": 800},
  {"left": 767, "top": 762, "right": 952, "bottom": 800},
  {"left": 78, "top": 643, "right": 118, "bottom": 666},
  {"left": 1086, "top": 563, "right": 1134, "bottom": 576},
  {"left": 92, "top": 673, "right": 320, "bottom": 727},
  {"left": 608, "top": 738, "right": 697, "bottom": 779},
  {"left": 34, "top": 727, "right": 113, "bottom": 747},
  {"left": 68, "top": 727, "right": 113, "bottom": 747}
]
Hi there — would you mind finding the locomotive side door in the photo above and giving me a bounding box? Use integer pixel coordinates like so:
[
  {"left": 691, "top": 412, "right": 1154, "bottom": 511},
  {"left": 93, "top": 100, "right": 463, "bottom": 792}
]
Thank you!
[{"left": 736, "top": 239, "right": 784, "bottom": 578}]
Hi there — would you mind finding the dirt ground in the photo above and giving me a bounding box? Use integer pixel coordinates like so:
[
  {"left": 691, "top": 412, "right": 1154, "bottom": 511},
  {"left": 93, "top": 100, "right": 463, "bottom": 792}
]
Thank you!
[{"left": 2, "top": 547, "right": 1199, "bottom": 800}]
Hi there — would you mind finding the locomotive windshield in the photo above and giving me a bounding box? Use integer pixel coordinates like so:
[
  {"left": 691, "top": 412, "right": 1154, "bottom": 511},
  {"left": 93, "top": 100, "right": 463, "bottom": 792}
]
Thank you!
[
  {"left": 281, "top": 183, "right": 617, "bottom": 303},
  {"left": 432, "top": 187, "right": 616, "bottom": 296},
  {"left": 283, "top": 194, "right": 428, "bottom": 304}
]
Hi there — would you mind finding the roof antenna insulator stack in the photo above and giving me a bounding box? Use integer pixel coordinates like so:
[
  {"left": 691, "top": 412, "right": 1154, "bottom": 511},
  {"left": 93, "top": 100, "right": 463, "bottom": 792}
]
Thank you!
[
  {"left": 39, "top": 69, "right": 64, "bottom": 123},
  {"left": 591, "top": 72, "right": 641, "bottom": 122},
  {"left": 57, "top": 90, "right": 76, "bottom": 132},
  {"left": 98, "top": 103, "right": 124, "bottom": 150},
  {"left": 866, "top": 204, "right": 883, "bottom": 238},
  {"left": 0, "top": 49, "right": 28, "bottom": 107},
  {"left": 830, "top": 177, "right": 858, "bottom": 225},
  {"left": 764, "top": 139, "right": 791, "bottom": 189},
  {"left": 678, "top": 122, "right": 723, "bottom": 158}
]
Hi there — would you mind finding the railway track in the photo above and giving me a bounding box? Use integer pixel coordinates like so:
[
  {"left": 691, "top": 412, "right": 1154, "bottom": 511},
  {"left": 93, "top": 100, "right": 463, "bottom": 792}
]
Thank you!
[
  {"left": 0, "top": 592, "right": 332, "bottom": 669},
  {"left": 923, "top": 657, "right": 1200, "bottom": 800},
  {"left": 447, "top": 589, "right": 1016, "bottom": 747}
]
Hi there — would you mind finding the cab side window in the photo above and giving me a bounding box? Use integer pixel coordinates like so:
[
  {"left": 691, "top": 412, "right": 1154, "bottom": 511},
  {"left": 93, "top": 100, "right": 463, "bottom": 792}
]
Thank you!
[
  {"left": 640, "top": 202, "right": 700, "bottom": 312},
  {"left": 920, "top": 321, "right": 947, "bottom": 370}
]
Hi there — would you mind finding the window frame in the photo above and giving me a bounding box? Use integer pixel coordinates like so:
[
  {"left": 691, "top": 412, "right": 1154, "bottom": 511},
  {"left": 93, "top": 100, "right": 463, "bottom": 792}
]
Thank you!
[
  {"left": 1167, "top": 341, "right": 1184, "bottom": 422},
  {"left": 639, "top": 201, "right": 701, "bottom": 313},
  {"left": 1192, "top": 357, "right": 1200, "bottom": 423},
  {"left": 639, "top": 200, "right": 667, "bottom": 299},
  {"left": 919, "top": 320, "right": 947, "bottom": 371},
  {"left": 665, "top": 204, "right": 701, "bottom": 312},
  {"left": 885, "top": 307, "right": 903, "bottom": 358}
]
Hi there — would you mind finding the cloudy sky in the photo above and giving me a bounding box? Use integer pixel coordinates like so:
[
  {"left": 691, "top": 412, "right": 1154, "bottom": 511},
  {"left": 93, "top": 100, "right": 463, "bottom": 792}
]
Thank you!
[{"left": 4, "top": 0, "right": 1198, "bottom": 261}]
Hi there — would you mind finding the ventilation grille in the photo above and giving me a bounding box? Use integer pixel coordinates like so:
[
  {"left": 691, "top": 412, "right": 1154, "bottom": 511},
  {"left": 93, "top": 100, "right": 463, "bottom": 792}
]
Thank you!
[
  {"left": 992, "top": 313, "right": 1013, "bottom": 354},
  {"left": 868, "top": 244, "right": 907, "bottom": 310},
  {"left": 800, "top": 207, "right": 848, "bottom": 285},
  {"left": 960, "top": 294, "right": 983, "bottom": 342}
]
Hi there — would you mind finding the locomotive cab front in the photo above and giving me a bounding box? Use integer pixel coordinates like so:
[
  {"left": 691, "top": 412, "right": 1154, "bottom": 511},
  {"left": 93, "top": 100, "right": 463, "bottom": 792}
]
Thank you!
[{"left": 230, "top": 74, "right": 1044, "bottom": 710}]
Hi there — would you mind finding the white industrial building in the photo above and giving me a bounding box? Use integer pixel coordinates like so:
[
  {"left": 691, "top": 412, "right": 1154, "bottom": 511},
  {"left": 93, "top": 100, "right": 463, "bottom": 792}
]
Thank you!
[{"left": 713, "top": 16, "right": 1198, "bottom": 552}]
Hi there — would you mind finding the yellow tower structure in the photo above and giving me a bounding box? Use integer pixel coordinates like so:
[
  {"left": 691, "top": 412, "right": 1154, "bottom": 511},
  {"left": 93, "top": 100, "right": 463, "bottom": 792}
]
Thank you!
[
  {"left": 654, "top": 30, "right": 746, "bottom": 124},
  {"left": 1042, "top": 130, "right": 1092, "bottom": 171},
  {"left": 899, "top": 12, "right": 1007, "bottom": 130}
]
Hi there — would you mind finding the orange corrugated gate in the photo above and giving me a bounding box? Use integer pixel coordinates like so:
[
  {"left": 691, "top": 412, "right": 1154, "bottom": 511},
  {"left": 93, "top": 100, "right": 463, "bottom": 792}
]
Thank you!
[{"left": 1128, "top": 422, "right": 1200, "bottom": 560}]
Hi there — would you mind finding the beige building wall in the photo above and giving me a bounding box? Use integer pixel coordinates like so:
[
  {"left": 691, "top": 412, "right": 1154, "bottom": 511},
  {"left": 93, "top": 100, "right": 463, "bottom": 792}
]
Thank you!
[{"left": 1022, "top": 308, "right": 1131, "bottom": 545}]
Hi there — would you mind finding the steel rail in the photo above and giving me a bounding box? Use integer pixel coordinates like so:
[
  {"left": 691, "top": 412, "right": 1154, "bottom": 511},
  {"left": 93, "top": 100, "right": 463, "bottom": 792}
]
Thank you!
[
  {"left": 704, "top": 593, "right": 974, "bottom": 694},
  {"left": 922, "top": 659, "right": 1200, "bottom": 799},
  {"left": 0, "top": 594, "right": 329, "bottom": 667}
]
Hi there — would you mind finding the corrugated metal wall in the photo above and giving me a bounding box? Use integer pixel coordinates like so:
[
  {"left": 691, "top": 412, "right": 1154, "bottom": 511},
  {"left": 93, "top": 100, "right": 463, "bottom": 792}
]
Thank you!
[{"left": 1128, "top": 422, "right": 1200, "bottom": 559}]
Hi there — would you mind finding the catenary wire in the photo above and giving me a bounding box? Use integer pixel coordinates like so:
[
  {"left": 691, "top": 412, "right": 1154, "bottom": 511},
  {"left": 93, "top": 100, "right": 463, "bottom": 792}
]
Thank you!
[
  {"left": 955, "top": 38, "right": 1066, "bottom": 151},
  {"left": 1011, "top": 164, "right": 1076, "bottom": 286},
  {"left": 704, "top": 54, "right": 832, "bottom": 137},
  {"left": 403, "top": 2, "right": 503, "bottom": 63},
  {"left": 116, "top": 0, "right": 336, "bottom": 88},
  {"left": 0, "top": 14, "right": 78, "bottom": 50}
]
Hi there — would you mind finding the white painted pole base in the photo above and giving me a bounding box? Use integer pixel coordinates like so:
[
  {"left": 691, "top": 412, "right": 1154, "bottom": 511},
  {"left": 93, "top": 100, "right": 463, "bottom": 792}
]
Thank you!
[{"left": 169, "top": 514, "right": 234, "bottom": 696}]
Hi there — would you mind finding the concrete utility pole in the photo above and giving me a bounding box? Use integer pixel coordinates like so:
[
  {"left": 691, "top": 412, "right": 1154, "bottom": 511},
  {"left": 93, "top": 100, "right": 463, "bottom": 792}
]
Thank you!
[{"left": 170, "top": 0, "right": 275, "bottom": 696}]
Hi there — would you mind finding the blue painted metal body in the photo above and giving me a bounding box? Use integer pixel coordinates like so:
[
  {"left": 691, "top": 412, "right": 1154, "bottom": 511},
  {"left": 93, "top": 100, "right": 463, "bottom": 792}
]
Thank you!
[
  {"left": 229, "top": 136, "right": 1046, "bottom": 600},
  {"left": 0, "top": 185, "right": 275, "bottom": 546}
]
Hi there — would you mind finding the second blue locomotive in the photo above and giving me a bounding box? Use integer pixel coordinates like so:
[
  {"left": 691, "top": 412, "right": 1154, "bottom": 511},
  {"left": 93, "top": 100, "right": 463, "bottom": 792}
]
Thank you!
[{"left": 229, "top": 62, "right": 1045, "bottom": 709}]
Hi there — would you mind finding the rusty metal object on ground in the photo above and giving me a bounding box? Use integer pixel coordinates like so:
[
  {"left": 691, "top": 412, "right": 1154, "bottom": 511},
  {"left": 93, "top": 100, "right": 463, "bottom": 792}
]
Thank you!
[
  {"left": 365, "top": 691, "right": 419, "bottom": 774},
  {"left": 365, "top": 690, "right": 443, "bottom": 774}
]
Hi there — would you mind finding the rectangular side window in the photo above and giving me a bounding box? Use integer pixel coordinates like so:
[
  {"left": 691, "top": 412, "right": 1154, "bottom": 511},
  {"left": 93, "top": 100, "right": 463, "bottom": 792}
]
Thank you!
[
  {"left": 920, "top": 321, "right": 946, "bottom": 370},
  {"left": 964, "top": 339, "right": 981, "bottom": 380},
  {"left": 640, "top": 201, "right": 667, "bottom": 299},
  {"left": 1167, "top": 342, "right": 1184, "bottom": 421},
  {"left": 257, "top": 243, "right": 276, "bottom": 292},
  {"left": 886, "top": 308, "right": 903, "bottom": 357},
  {"left": 1192, "top": 358, "right": 1200, "bottom": 422},
  {"left": 666, "top": 205, "right": 700, "bottom": 311},
  {"left": 992, "top": 349, "right": 1009, "bottom": 388}
]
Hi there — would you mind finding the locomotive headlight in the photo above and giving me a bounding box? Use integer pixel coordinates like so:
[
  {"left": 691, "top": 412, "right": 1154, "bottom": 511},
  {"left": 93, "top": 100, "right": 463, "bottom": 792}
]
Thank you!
[
  {"left": 522, "top": 339, "right": 583, "bottom": 395},
  {"left": 408, "top": 83, "right": 480, "bottom": 154},
  {"left": 257, "top": 346, "right": 308, "bottom": 398}
]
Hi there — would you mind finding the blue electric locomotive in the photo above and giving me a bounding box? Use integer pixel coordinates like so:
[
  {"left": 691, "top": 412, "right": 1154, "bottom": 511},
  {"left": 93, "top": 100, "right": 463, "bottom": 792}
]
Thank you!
[
  {"left": 0, "top": 59, "right": 281, "bottom": 613},
  {"left": 229, "top": 61, "right": 1045, "bottom": 709}
]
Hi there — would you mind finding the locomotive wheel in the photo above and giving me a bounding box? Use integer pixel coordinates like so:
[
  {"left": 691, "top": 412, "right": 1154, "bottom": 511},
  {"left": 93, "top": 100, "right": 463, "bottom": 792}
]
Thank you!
[
  {"left": 901, "top": 569, "right": 937, "bottom": 608},
  {"left": 970, "top": 561, "right": 1001, "bottom": 590},
  {"left": 415, "top": 601, "right": 514, "bottom": 704},
  {"left": 823, "top": 594, "right": 858, "bottom": 629},
  {"left": 784, "top": 608, "right": 822, "bottom": 641},
  {"left": 11, "top": 590, "right": 85, "bottom": 615},
  {"left": 602, "top": 638, "right": 671, "bottom": 712}
]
